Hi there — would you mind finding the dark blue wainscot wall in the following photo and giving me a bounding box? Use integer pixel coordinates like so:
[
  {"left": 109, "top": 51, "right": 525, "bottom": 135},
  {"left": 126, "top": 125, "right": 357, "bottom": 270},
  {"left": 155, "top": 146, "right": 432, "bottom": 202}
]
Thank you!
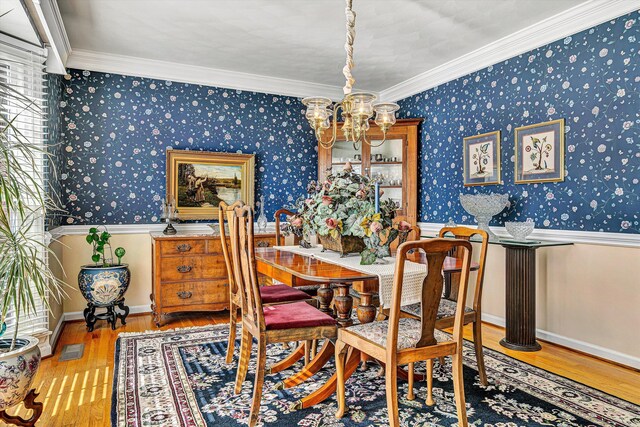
[
  {"left": 58, "top": 69, "right": 318, "bottom": 224},
  {"left": 398, "top": 11, "right": 639, "bottom": 234}
]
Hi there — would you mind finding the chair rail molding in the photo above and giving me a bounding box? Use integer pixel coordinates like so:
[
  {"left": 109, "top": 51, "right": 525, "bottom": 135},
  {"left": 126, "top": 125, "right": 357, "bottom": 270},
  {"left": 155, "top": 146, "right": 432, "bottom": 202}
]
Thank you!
[
  {"left": 48, "top": 223, "right": 639, "bottom": 248},
  {"left": 66, "top": 49, "right": 351, "bottom": 100},
  {"left": 48, "top": 222, "right": 278, "bottom": 240},
  {"left": 379, "top": 0, "right": 640, "bottom": 102},
  {"left": 417, "top": 223, "right": 640, "bottom": 248}
]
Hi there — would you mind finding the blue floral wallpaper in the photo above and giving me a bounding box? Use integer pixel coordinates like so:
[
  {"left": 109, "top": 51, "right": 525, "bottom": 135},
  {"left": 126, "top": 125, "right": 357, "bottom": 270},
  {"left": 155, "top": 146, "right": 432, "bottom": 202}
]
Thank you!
[
  {"left": 398, "top": 11, "right": 639, "bottom": 233},
  {"left": 54, "top": 11, "right": 639, "bottom": 233},
  {"left": 57, "top": 71, "right": 317, "bottom": 224}
]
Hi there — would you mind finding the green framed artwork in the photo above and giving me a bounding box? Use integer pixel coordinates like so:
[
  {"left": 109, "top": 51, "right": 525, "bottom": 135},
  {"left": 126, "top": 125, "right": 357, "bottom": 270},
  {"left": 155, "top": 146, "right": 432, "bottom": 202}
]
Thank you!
[
  {"left": 515, "top": 119, "right": 565, "bottom": 184},
  {"left": 463, "top": 130, "right": 501, "bottom": 186}
]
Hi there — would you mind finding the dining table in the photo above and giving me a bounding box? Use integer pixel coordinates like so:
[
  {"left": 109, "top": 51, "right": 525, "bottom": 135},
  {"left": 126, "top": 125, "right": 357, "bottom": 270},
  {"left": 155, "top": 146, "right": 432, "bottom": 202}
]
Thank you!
[{"left": 254, "top": 246, "right": 479, "bottom": 410}]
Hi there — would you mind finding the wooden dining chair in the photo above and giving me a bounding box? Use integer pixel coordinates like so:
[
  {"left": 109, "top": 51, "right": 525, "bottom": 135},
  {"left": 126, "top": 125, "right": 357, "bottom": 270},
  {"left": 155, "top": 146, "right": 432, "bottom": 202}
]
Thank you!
[
  {"left": 402, "top": 226, "right": 489, "bottom": 386},
  {"left": 230, "top": 205, "right": 338, "bottom": 427},
  {"left": 274, "top": 208, "right": 302, "bottom": 246},
  {"left": 352, "top": 219, "right": 421, "bottom": 319},
  {"left": 335, "top": 238, "right": 473, "bottom": 427},
  {"left": 219, "top": 201, "right": 313, "bottom": 364},
  {"left": 274, "top": 208, "right": 320, "bottom": 297}
]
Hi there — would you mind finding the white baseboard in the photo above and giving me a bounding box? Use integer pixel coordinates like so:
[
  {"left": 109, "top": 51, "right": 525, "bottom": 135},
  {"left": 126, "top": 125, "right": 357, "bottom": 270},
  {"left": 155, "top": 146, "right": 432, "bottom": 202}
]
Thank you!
[
  {"left": 481, "top": 313, "right": 640, "bottom": 370},
  {"left": 63, "top": 304, "right": 152, "bottom": 322},
  {"left": 50, "top": 314, "right": 65, "bottom": 352}
]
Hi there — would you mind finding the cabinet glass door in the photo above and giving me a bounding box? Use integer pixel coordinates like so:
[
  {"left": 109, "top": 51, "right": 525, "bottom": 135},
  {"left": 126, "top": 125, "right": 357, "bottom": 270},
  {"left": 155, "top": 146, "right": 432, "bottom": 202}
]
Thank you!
[
  {"left": 331, "top": 140, "right": 362, "bottom": 174},
  {"left": 370, "top": 138, "right": 404, "bottom": 213}
]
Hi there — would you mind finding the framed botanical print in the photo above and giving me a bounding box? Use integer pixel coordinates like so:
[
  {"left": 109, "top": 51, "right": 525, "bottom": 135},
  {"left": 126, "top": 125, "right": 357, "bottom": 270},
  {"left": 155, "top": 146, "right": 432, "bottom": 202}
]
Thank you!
[
  {"left": 166, "top": 150, "right": 255, "bottom": 220},
  {"left": 463, "top": 130, "right": 501, "bottom": 186},
  {"left": 515, "top": 119, "right": 565, "bottom": 184}
]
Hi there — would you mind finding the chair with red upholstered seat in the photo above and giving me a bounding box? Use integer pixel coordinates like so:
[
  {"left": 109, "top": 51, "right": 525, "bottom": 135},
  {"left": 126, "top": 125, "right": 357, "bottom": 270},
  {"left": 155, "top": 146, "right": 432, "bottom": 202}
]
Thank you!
[
  {"left": 219, "top": 201, "right": 313, "bottom": 364},
  {"left": 274, "top": 207, "right": 321, "bottom": 297},
  {"left": 230, "top": 205, "right": 337, "bottom": 427}
]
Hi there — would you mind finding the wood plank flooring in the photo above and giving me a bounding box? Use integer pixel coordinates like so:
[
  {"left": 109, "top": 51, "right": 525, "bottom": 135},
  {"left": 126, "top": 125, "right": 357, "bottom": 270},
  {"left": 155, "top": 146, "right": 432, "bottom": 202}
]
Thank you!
[{"left": 8, "top": 312, "right": 640, "bottom": 427}]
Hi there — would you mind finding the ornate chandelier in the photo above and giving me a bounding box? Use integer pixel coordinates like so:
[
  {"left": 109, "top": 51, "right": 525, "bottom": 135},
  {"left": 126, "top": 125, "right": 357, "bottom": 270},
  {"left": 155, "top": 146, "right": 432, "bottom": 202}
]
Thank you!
[{"left": 302, "top": 0, "right": 399, "bottom": 150}]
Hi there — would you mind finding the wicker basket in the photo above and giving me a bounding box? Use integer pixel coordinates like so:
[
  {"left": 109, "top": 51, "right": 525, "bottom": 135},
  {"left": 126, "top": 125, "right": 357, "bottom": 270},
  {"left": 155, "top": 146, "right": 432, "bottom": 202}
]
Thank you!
[{"left": 318, "top": 234, "right": 365, "bottom": 257}]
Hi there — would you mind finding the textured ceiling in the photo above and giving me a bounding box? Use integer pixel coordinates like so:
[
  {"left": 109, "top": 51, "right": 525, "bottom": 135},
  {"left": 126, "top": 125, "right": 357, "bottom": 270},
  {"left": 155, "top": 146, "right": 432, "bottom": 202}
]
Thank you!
[{"left": 57, "top": 0, "right": 585, "bottom": 92}]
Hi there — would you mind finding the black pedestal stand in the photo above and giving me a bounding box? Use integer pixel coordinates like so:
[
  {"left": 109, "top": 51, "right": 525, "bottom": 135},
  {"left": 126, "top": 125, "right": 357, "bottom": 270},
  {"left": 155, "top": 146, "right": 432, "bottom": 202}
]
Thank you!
[
  {"left": 499, "top": 244, "right": 542, "bottom": 351},
  {"left": 83, "top": 298, "right": 130, "bottom": 332}
]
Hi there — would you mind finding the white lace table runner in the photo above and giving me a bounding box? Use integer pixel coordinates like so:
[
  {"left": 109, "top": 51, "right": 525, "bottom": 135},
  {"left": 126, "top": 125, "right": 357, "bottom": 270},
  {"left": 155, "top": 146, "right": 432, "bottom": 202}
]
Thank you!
[{"left": 273, "top": 246, "right": 427, "bottom": 309}]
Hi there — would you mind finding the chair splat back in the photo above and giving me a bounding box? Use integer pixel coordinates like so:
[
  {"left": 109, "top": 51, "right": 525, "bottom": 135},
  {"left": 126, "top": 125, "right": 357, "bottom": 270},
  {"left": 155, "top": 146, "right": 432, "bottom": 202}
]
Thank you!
[
  {"left": 219, "top": 201, "right": 245, "bottom": 297},
  {"left": 387, "top": 238, "right": 473, "bottom": 350},
  {"left": 274, "top": 208, "right": 301, "bottom": 246},
  {"left": 230, "top": 205, "right": 265, "bottom": 331},
  {"left": 439, "top": 226, "right": 488, "bottom": 312}
]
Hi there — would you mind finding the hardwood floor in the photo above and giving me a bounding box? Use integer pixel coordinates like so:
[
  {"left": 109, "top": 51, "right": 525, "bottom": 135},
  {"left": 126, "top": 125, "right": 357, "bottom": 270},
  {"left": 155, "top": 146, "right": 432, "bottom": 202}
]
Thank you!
[{"left": 9, "top": 313, "right": 640, "bottom": 427}]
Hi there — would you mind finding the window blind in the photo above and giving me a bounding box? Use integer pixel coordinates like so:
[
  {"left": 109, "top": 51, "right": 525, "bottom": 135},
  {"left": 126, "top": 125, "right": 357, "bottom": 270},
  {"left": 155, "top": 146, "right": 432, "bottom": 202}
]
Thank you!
[{"left": 0, "top": 38, "right": 50, "bottom": 336}]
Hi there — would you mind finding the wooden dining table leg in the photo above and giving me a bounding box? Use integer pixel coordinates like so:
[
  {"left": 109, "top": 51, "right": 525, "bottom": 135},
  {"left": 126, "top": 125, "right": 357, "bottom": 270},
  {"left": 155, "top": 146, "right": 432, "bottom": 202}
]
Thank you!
[
  {"left": 356, "top": 291, "right": 376, "bottom": 324},
  {"left": 316, "top": 283, "right": 334, "bottom": 315},
  {"left": 292, "top": 347, "right": 362, "bottom": 410},
  {"left": 293, "top": 288, "right": 378, "bottom": 410},
  {"left": 333, "top": 283, "right": 353, "bottom": 327},
  {"left": 267, "top": 342, "right": 306, "bottom": 374},
  {"left": 275, "top": 340, "right": 335, "bottom": 390}
]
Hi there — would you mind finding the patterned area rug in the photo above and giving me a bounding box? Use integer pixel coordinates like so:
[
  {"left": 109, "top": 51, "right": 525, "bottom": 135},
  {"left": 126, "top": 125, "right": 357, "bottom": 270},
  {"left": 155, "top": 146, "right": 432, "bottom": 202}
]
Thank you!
[{"left": 112, "top": 325, "right": 639, "bottom": 426}]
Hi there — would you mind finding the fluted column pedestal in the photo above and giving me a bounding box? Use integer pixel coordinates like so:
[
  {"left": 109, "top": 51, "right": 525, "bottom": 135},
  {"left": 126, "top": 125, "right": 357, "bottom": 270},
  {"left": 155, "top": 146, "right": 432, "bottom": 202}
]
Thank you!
[{"left": 499, "top": 245, "right": 542, "bottom": 352}]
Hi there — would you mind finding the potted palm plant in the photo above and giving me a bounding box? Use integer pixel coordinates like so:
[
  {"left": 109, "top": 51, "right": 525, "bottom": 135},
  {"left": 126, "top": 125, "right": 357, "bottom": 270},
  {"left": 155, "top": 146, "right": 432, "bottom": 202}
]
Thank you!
[{"left": 0, "top": 80, "right": 66, "bottom": 422}]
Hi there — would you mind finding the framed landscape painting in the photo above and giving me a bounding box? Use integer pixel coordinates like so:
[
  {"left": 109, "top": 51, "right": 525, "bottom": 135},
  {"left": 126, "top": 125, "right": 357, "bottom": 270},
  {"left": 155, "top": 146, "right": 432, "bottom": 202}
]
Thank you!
[
  {"left": 463, "top": 130, "right": 501, "bottom": 186},
  {"left": 166, "top": 150, "right": 255, "bottom": 220},
  {"left": 515, "top": 119, "right": 565, "bottom": 184}
]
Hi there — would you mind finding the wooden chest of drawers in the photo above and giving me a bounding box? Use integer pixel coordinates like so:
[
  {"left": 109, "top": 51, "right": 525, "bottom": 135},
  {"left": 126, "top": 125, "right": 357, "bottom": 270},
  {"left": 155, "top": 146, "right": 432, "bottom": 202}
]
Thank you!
[{"left": 150, "top": 231, "right": 276, "bottom": 326}]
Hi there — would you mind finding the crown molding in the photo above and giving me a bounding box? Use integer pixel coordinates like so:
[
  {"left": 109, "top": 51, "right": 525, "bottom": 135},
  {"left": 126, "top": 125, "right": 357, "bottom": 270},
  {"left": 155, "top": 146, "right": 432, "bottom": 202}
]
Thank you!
[
  {"left": 65, "top": 49, "right": 351, "bottom": 100},
  {"left": 55, "top": 1, "right": 638, "bottom": 99},
  {"left": 26, "top": 0, "right": 71, "bottom": 74},
  {"left": 417, "top": 222, "right": 640, "bottom": 248},
  {"left": 379, "top": 0, "right": 640, "bottom": 102}
]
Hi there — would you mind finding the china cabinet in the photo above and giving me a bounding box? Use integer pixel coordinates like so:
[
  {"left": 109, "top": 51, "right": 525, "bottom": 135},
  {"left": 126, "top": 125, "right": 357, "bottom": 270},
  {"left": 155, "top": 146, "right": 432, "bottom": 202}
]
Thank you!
[{"left": 317, "top": 118, "right": 422, "bottom": 226}]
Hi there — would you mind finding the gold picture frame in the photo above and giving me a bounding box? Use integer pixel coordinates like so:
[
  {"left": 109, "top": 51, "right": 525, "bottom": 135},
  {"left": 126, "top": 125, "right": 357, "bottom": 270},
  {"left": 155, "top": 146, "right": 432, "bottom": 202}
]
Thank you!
[
  {"left": 463, "top": 130, "right": 501, "bottom": 186},
  {"left": 515, "top": 119, "right": 565, "bottom": 184},
  {"left": 166, "top": 150, "right": 255, "bottom": 220}
]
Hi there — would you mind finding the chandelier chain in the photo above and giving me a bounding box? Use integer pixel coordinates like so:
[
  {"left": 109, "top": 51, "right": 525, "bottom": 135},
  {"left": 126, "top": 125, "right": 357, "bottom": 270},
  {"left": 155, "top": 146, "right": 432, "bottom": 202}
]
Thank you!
[{"left": 342, "top": 0, "right": 356, "bottom": 95}]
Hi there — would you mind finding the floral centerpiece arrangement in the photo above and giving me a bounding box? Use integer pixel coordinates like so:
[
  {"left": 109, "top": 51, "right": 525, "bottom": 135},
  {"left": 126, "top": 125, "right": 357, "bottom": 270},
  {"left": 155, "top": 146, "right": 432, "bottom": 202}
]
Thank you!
[{"left": 284, "top": 164, "right": 411, "bottom": 264}]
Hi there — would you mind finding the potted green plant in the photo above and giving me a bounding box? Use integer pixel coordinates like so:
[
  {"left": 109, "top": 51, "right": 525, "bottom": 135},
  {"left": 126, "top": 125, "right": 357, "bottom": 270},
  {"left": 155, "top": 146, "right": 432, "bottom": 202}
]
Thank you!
[
  {"left": 78, "top": 227, "right": 130, "bottom": 331},
  {"left": 0, "top": 80, "right": 65, "bottom": 422}
]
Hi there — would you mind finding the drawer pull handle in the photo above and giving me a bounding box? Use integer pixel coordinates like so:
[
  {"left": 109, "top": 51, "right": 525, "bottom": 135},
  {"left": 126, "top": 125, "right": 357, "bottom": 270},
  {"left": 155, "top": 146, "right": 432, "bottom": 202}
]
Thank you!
[
  {"left": 176, "top": 244, "right": 192, "bottom": 252},
  {"left": 177, "top": 291, "right": 192, "bottom": 299},
  {"left": 176, "top": 265, "right": 193, "bottom": 273},
  {"left": 257, "top": 240, "right": 270, "bottom": 248}
]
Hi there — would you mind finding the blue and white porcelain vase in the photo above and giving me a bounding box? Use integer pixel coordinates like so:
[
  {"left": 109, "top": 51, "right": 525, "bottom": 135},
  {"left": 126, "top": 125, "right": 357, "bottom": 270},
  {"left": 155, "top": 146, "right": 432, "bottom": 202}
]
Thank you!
[
  {"left": 78, "top": 264, "right": 131, "bottom": 307},
  {"left": 0, "top": 336, "right": 41, "bottom": 411}
]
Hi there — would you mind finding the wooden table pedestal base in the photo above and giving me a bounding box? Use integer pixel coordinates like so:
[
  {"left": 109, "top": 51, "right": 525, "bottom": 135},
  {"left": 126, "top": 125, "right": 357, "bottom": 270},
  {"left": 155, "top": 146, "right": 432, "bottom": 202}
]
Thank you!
[{"left": 500, "top": 245, "right": 542, "bottom": 352}]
